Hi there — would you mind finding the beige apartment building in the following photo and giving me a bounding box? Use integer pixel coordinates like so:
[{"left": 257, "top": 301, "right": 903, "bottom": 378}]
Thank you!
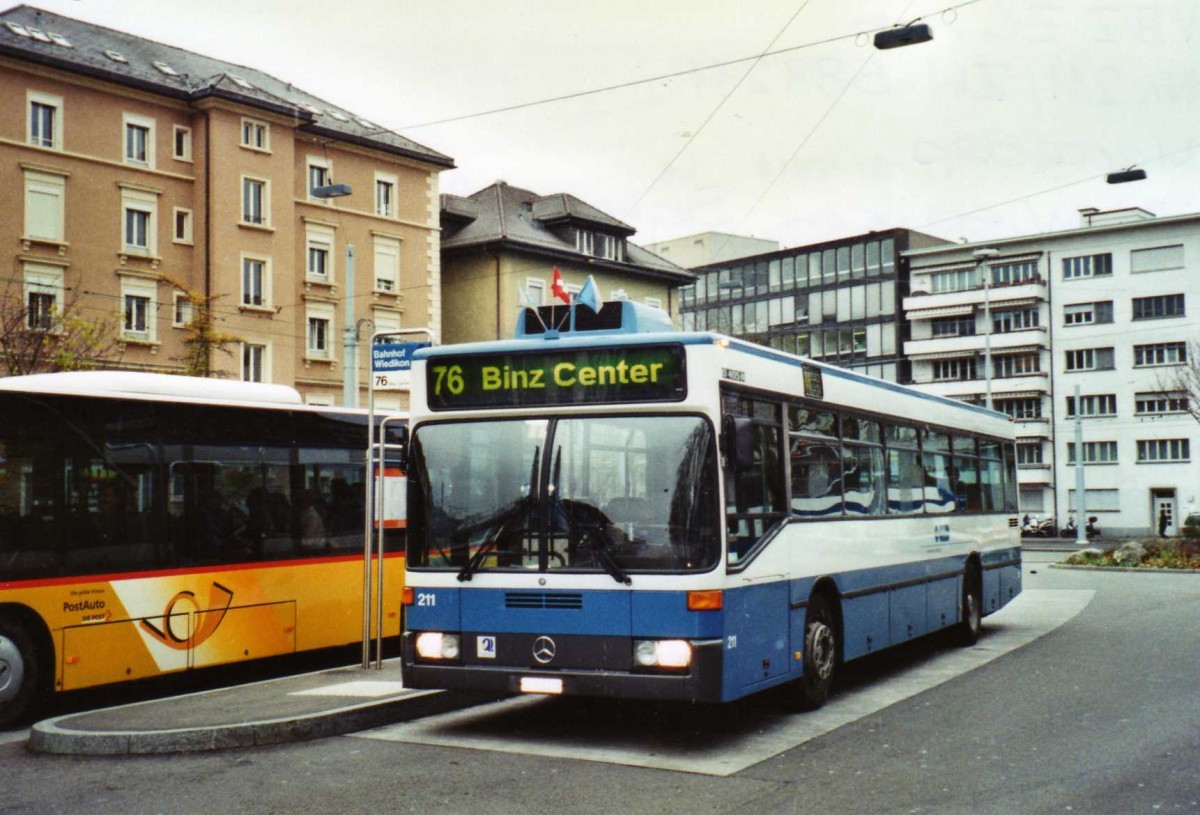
[{"left": 0, "top": 5, "right": 452, "bottom": 407}]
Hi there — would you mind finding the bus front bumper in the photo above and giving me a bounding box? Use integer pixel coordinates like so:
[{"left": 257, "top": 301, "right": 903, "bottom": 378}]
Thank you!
[{"left": 402, "top": 636, "right": 725, "bottom": 703}]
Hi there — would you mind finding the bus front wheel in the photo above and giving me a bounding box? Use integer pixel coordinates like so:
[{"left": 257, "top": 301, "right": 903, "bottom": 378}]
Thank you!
[
  {"left": 0, "top": 617, "right": 43, "bottom": 729},
  {"left": 790, "top": 593, "right": 838, "bottom": 711}
]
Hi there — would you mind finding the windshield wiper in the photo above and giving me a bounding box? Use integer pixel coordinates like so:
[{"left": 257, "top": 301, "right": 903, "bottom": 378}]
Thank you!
[
  {"left": 457, "top": 446, "right": 540, "bottom": 582},
  {"left": 558, "top": 500, "right": 631, "bottom": 586}
]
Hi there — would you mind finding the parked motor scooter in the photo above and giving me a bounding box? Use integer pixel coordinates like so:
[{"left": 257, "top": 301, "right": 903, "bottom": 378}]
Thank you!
[
  {"left": 1085, "top": 516, "right": 1101, "bottom": 539},
  {"left": 1021, "top": 515, "right": 1055, "bottom": 537}
]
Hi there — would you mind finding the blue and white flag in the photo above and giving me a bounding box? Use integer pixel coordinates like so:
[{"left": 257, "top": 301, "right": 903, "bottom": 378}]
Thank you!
[{"left": 576, "top": 275, "right": 602, "bottom": 312}]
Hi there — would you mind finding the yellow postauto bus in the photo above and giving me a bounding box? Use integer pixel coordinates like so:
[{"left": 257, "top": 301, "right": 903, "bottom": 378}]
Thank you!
[{"left": 0, "top": 372, "right": 405, "bottom": 726}]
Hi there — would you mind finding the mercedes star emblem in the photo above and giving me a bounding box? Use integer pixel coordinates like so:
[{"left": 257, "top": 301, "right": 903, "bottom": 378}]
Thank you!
[{"left": 532, "top": 636, "right": 556, "bottom": 664}]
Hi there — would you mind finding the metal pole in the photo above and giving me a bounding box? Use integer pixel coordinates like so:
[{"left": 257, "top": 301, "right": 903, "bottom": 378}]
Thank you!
[
  {"left": 361, "top": 367, "right": 376, "bottom": 669},
  {"left": 983, "top": 265, "right": 992, "bottom": 411},
  {"left": 343, "top": 244, "right": 358, "bottom": 408},
  {"left": 365, "top": 328, "right": 435, "bottom": 670},
  {"left": 1074, "top": 384, "right": 1087, "bottom": 544}
]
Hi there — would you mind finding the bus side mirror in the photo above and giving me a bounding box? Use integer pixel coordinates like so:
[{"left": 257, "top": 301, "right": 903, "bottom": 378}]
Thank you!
[{"left": 722, "top": 415, "right": 755, "bottom": 470}]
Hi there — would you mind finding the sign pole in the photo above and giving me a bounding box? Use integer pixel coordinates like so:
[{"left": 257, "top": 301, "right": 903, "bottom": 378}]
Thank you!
[{"left": 363, "top": 329, "right": 433, "bottom": 670}]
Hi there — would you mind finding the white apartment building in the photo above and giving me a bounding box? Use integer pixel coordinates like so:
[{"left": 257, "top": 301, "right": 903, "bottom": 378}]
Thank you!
[{"left": 904, "top": 207, "right": 1200, "bottom": 537}]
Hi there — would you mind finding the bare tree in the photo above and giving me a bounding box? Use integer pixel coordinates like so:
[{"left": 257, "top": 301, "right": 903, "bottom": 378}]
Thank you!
[
  {"left": 164, "top": 277, "right": 240, "bottom": 377},
  {"left": 1155, "top": 339, "right": 1200, "bottom": 424},
  {"left": 0, "top": 277, "right": 123, "bottom": 376}
]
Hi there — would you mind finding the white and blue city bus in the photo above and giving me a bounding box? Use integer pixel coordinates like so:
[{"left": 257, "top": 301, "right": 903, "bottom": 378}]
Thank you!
[{"left": 400, "top": 301, "right": 1020, "bottom": 708}]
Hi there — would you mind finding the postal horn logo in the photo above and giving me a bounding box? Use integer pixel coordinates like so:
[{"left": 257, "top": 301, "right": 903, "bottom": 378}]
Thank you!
[{"left": 139, "top": 582, "right": 235, "bottom": 650}]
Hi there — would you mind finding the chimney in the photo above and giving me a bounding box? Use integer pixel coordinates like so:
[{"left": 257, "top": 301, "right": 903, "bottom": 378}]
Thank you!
[{"left": 1078, "top": 207, "right": 1100, "bottom": 227}]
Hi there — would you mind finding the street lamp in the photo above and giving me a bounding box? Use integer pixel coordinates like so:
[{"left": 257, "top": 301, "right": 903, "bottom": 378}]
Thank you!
[
  {"left": 873, "top": 22, "right": 933, "bottom": 49},
  {"left": 310, "top": 182, "right": 357, "bottom": 406},
  {"left": 973, "top": 247, "right": 1000, "bottom": 410},
  {"left": 1106, "top": 167, "right": 1147, "bottom": 184}
]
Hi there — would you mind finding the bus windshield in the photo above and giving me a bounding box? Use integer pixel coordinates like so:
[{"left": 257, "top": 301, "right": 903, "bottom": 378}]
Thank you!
[{"left": 407, "top": 415, "right": 720, "bottom": 575}]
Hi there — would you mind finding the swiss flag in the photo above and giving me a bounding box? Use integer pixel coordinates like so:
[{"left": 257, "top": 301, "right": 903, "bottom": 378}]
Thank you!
[{"left": 550, "top": 267, "right": 570, "bottom": 304}]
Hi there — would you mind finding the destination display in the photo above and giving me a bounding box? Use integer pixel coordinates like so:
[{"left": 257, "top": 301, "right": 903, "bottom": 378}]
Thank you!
[{"left": 425, "top": 344, "right": 687, "bottom": 410}]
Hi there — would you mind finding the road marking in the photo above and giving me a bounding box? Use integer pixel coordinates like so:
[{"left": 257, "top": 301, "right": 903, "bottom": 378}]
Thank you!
[
  {"left": 355, "top": 589, "right": 1093, "bottom": 776},
  {"left": 0, "top": 729, "right": 30, "bottom": 746},
  {"left": 289, "top": 680, "right": 408, "bottom": 698}
]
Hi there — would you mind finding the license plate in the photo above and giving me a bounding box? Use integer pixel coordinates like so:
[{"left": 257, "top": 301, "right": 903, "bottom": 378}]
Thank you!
[{"left": 519, "top": 676, "right": 563, "bottom": 695}]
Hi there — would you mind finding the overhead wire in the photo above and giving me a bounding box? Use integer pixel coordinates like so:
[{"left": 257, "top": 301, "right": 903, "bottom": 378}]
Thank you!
[{"left": 394, "top": 0, "right": 988, "bottom": 132}]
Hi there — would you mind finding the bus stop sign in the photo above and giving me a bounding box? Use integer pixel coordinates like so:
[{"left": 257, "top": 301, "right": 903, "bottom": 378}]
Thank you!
[{"left": 372, "top": 340, "right": 428, "bottom": 390}]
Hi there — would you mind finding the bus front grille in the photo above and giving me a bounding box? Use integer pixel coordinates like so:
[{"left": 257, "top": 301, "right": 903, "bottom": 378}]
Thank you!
[{"left": 505, "top": 592, "right": 584, "bottom": 610}]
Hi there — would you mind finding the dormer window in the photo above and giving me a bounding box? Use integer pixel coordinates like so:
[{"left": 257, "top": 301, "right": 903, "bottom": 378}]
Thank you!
[
  {"left": 26, "top": 27, "right": 51, "bottom": 43},
  {"left": 228, "top": 74, "right": 254, "bottom": 90},
  {"left": 4, "top": 21, "right": 31, "bottom": 37},
  {"left": 48, "top": 32, "right": 72, "bottom": 48},
  {"left": 153, "top": 60, "right": 179, "bottom": 77},
  {"left": 574, "top": 228, "right": 622, "bottom": 261},
  {"left": 104, "top": 49, "right": 127, "bottom": 63}
]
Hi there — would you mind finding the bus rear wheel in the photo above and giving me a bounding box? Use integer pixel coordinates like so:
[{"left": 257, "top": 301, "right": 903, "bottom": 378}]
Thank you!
[
  {"left": 790, "top": 593, "right": 838, "bottom": 711},
  {"left": 0, "top": 617, "right": 42, "bottom": 729},
  {"left": 956, "top": 566, "right": 983, "bottom": 646}
]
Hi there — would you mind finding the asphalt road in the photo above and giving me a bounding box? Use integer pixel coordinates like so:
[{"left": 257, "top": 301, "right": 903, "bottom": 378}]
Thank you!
[{"left": 3, "top": 556, "right": 1198, "bottom": 815}]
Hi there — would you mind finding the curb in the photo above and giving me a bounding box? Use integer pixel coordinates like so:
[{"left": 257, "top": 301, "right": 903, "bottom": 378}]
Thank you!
[
  {"left": 28, "top": 689, "right": 492, "bottom": 756},
  {"left": 1048, "top": 563, "right": 1200, "bottom": 575}
]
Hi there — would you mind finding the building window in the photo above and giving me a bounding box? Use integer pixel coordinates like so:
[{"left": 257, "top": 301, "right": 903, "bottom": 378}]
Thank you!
[
  {"left": 242, "top": 343, "right": 267, "bottom": 383},
  {"left": 172, "top": 293, "right": 193, "bottom": 327},
  {"left": 1136, "top": 439, "right": 1190, "bottom": 463},
  {"left": 992, "top": 308, "right": 1038, "bottom": 333},
  {"left": 373, "top": 235, "right": 400, "bottom": 292},
  {"left": 27, "top": 290, "right": 55, "bottom": 330},
  {"left": 124, "top": 207, "right": 150, "bottom": 251},
  {"left": 995, "top": 397, "right": 1042, "bottom": 420},
  {"left": 307, "top": 313, "right": 332, "bottom": 359},
  {"left": 240, "top": 118, "right": 269, "bottom": 150},
  {"left": 932, "top": 358, "right": 976, "bottom": 381},
  {"left": 1131, "top": 293, "right": 1184, "bottom": 321},
  {"left": 1062, "top": 253, "right": 1112, "bottom": 279},
  {"left": 993, "top": 353, "right": 1040, "bottom": 378},
  {"left": 929, "top": 267, "right": 976, "bottom": 294},
  {"left": 1134, "top": 392, "right": 1188, "bottom": 416},
  {"left": 597, "top": 234, "right": 619, "bottom": 260},
  {"left": 28, "top": 92, "right": 61, "bottom": 149},
  {"left": 24, "top": 169, "right": 65, "bottom": 242},
  {"left": 124, "top": 294, "right": 150, "bottom": 335},
  {"left": 645, "top": 296, "right": 662, "bottom": 309},
  {"left": 373, "top": 308, "right": 402, "bottom": 340},
  {"left": 1067, "top": 441, "right": 1118, "bottom": 464},
  {"left": 375, "top": 174, "right": 396, "bottom": 217},
  {"left": 1064, "top": 301, "right": 1113, "bottom": 326},
  {"left": 241, "top": 256, "right": 267, "bottom": 307},
  {"left": 120, "top": 187, "right": 158, "bottom": 255},
  {"left": 121, "top": 277, "right": 158, "bottom": 341},
  {"left": 307, "top": 157, "right": 330, "bottom": 202},
  {"left": 173, "top": 125, "right": 192, "bottom": 161},
  {"left": 525, "top": 278, "right": 546, "bottom": 305},
  {"left": 307, "top": 243, "right": 329, "bottom": 280},
  {"left": 989, "top": 260, "right": 1038, "bottom": 286},
  {"left": 173, "top": 208, "right": 193, "bottom": 243},
  {"left": 123, "top": 114, "right": 154, "bottom": 167},
  {"left": 241, "top": 177, "right": 268, "bottom": 226},
  {"left": 930, "top": 315, "right": 975, "bottom": 337},
  {"left": 1065, "top": 394, "right": 1117, "bottom": 418},
  {"left": 1130, "top": 245, "right": 1183, "bottom": 274},
  {"left": 575, "top": 229, "right": 594, "bottom": 256},
  {"left": 1064, "top": 347, "right": 1114, "bottom": 372},
  {"left": 24, "top": 265, "right": 62, "bottom": 331},
  {"left": 1133, "top": 342, "right": 1186, "bottom": 367},
  {"left": 1016, "top": 443, "right": 1043, "bottom": 467}
]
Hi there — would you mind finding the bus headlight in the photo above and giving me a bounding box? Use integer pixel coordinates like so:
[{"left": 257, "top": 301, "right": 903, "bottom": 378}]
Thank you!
[
  {"left": 633, "top": 639, "right": 692, "bottom": 669},
  {"left": 415, "top": 632, "right": 460, "bottom": 660}
]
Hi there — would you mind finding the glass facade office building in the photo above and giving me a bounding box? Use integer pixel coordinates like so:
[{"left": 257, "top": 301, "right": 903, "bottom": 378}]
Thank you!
[{"left": 678, "top": 229, "right": 948, "bottom": 383}]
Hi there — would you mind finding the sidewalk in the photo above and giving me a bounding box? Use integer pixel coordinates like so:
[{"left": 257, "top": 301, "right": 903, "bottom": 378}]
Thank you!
[{"left": 28, "top": 659, "right": 489, "bottom": 756}]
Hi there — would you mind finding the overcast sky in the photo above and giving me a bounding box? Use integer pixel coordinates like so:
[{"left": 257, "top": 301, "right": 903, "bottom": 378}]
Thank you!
[{"left": 23, "top": 0, "right": 1200, "bottom": 250}]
